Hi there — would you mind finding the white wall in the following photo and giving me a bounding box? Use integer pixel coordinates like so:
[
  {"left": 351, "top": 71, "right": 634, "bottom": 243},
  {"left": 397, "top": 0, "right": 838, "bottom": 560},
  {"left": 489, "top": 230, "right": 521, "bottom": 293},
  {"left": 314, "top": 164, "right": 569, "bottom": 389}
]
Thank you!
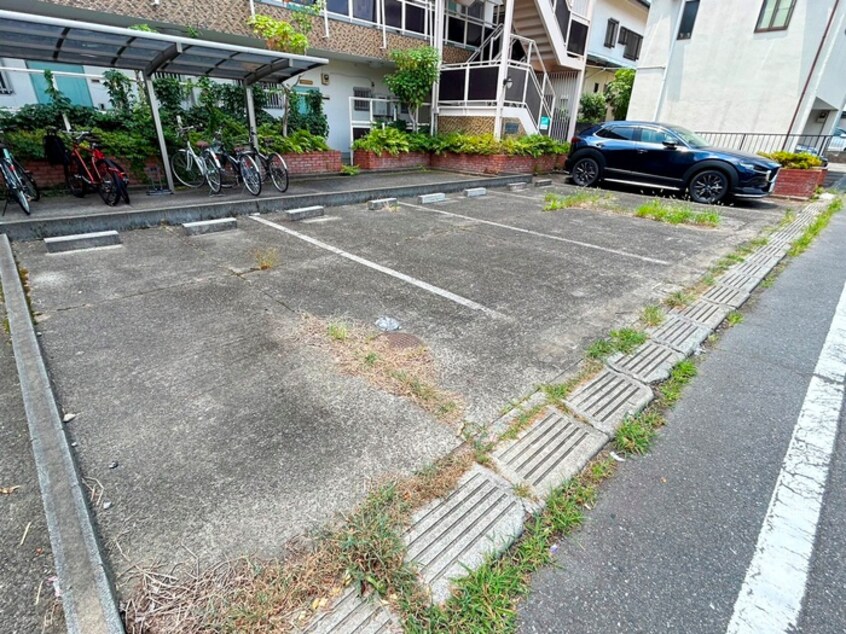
[
  {"left": 0, "top": 58, "right": 38, "bottom": 110},
  {"left": 587, "top": 0, "right": 649, "bottom": 68},
  {"left": 628, "top": 0, "right": 846, "bottom": 134},
  {"left": 282, "top": 57, "right": 394, "bottom": 154}
]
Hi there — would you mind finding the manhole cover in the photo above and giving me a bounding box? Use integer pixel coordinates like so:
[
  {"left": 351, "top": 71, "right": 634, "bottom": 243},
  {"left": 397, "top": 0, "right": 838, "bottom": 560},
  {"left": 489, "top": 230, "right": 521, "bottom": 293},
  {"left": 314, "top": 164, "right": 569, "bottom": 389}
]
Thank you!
[{"left": 380, "top": 332, "right": 424, "bottom": 349}]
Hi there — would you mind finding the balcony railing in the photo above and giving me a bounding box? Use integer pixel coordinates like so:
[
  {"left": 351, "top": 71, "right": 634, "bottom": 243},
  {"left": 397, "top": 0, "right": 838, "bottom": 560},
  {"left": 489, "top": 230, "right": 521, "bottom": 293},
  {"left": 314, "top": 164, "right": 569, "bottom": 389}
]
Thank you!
[{"left": 695, "top": 132, "right": 835, "bottom": 156}]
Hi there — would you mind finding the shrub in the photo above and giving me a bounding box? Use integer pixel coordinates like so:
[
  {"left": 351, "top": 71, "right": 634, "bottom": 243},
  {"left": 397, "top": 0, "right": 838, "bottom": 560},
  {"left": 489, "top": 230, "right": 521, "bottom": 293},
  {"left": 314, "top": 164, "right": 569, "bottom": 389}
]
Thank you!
[
  {"left": 259, "top": 127, "right": 329, "bottom": 154},
  {"left": 759, "top": 150, "right": 824, "bottom": 170},
  {"left": 352, "top": 127, "right": 412, "bottom": 156},
  {"left": 579, "top": 92, "right": 607, "bottom": 124},
  {"left": 1, "top": 129, "right": 47, "bottom": 160},
  {"left": 384, "top": 46, "right": 440, "bottom": 130},
  {"left": 605, "top": 68, "right": 635, "bottom": 120}
]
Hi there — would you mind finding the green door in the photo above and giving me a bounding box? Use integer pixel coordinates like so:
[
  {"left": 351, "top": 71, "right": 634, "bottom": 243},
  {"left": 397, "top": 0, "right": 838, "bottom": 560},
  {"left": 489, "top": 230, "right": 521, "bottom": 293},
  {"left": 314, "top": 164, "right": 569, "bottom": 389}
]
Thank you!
[{"left": 27, "top": 61, "right": 93, "bottom": 107}]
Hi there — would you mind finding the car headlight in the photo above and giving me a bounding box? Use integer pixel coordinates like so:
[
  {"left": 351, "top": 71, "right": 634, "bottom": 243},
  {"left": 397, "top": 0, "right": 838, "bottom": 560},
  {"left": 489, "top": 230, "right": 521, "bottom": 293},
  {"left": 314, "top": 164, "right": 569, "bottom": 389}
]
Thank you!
[{"left": 738, "top": 161, "right": 758, "bottom": 171}]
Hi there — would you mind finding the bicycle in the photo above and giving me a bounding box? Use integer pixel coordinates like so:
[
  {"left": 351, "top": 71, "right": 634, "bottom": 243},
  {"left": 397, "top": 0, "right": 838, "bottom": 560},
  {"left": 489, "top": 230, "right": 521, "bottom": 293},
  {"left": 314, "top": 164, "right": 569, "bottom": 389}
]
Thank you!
[
  {"left": 170, "top": 123, "right": 222, "bottom": 194},
  {"left": 0, "top": 136, "right": 40, "bottom": 215},
  {"left": 245, "top": 138, "right": 289, "bottom": 193},
  {"left": 63, "top": 131, "right": 130, "bottom": 206},
  {"left": 207, "top": 131, "right": 262, "bottom": 197}
]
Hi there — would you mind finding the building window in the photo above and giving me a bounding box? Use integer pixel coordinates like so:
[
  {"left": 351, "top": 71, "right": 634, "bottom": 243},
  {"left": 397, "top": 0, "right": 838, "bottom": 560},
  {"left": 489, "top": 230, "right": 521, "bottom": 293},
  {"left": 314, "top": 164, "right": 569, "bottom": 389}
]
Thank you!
[
  {"left": 618, "top": 27, "right": 642, "bottom": 60},
  {"left": 593, "top": 82, "right": 600, "bottom": 93},
  {"left": 756, "top": 0, "right": 796, "bottom": 32},
  {"left": 677, "top": 0, "right": 699, "bottom": 40},
  {"left": 0, "top": 69, "right": 13, "bottom": 95},
  {"left": 604, "top": 19, "right": 619, "bottom": 48},
  {"left": 353, "top": 87, "right": 372, "bottom": 112}
]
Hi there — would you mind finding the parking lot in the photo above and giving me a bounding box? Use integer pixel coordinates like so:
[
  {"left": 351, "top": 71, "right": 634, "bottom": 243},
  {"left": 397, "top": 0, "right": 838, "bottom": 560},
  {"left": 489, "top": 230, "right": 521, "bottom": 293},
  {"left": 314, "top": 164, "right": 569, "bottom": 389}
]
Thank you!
[{"left": 12, "top": 175, "right": 792, "bottom": 598}]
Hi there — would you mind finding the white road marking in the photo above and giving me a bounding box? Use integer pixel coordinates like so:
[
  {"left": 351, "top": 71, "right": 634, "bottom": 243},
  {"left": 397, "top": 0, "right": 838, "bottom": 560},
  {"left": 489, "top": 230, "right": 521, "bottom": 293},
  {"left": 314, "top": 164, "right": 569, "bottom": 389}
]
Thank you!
[
  {"left": 491, "top": 189, "right": 543, "bottom": 201},
  {"left": 399, "top": 201, "right": 671, "bottom": 266},
  {"left": 249, "top": 215, "right": 505, "bottom": 319},
  {"left": 727, "top": 280, "right": 846, "bottom": 634}
]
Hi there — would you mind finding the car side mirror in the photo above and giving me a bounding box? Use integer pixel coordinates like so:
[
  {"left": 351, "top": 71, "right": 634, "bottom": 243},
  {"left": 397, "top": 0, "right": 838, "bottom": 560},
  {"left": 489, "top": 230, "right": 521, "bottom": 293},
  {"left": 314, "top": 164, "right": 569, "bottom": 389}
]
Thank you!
[{"left": 662, "top": 140, "right": 678, "bottom": 150}]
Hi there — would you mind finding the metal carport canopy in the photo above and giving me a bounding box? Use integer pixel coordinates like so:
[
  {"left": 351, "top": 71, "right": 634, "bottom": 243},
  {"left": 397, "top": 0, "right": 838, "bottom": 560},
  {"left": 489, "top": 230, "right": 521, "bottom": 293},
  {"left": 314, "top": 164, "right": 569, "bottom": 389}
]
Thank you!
[
  {"left": 0, "top": 9, "right": 328, "bottom": 83},
  {"left": 0, "top": 9, "right": 328, "bottom": 191}
]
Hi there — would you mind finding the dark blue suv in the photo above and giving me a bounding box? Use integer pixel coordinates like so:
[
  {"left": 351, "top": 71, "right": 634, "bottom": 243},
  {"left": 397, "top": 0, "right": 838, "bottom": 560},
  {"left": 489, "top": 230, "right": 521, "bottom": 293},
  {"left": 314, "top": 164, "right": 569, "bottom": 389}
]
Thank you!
[{"left": 565, "top": 122, "right": 781, "bottom": 204}]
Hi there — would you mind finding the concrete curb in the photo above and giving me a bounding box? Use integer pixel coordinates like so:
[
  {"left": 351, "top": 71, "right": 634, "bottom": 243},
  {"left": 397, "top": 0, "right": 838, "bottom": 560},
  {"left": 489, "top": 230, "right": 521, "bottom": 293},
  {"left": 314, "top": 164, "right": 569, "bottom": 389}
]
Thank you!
[
  {"left": 0, "top": 174, "right": 532, "bottom": 241},
  {"left": 0, "top": 235, "right": 124, "bottom": 634}
]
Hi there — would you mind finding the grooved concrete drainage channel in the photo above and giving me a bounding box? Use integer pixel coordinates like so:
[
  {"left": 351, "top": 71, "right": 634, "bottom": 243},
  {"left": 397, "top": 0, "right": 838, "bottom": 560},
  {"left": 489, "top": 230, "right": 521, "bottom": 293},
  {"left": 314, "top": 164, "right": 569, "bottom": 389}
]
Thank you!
[{"left": 0, "top": 178, "right": 802, "bottom": 632}]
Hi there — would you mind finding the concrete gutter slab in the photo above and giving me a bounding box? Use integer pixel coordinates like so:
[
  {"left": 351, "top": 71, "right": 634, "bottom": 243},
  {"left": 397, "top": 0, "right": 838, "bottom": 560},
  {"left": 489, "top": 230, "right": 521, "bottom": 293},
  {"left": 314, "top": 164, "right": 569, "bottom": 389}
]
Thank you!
[
  {"left": 404, "top": 465, "right": 526, "bottom": 604},
  {"left": 565, "top": 369, "right": 653, "bottom": 435},
  {"left": 303, "top": 587, "right": 400, "bottom": 634},
  {"left": 701, "top": 284, "right": 751, "bottom": 309},
  {"left": 607, "top": 341, "right": 685, "bottom": 384},
  {"left": 648, "top": 316, "right": 711, "bottom": 356},
  {"left": 0, "top": 236, "right": 122, "bottom": 634},
  {"left": 674, "top": 299, "right": 731, "bottom": 330},
  {"left": 492, "top": 407, "right": 607, "bottom": 498},
  {"left": 44, "top": 230, "right": 120, "bottom": 253},
  {"left": 718, "top": 271, "right": 763, "bottom": 293}
]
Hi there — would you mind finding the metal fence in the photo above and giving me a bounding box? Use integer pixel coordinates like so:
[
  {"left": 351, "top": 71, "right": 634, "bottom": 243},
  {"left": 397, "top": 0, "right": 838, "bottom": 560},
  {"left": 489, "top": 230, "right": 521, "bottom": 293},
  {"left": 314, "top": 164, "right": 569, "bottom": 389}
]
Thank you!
[{"left": 694, "top": 132, "right": 834, "bottom": 156}]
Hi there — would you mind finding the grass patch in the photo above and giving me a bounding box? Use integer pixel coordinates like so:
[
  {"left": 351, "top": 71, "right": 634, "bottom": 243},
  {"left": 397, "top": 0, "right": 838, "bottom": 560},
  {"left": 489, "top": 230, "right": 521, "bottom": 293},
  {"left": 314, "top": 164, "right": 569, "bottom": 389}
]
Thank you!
[
  {"left": 499, "top": 403, "right": 546, "bottom": 441},
  {"left": 614, "top": 414, "right": 656, "bottom": 455},
  {"left": 587, "top": 328, "right": 647, "bottom": 360},
  {"left": 305, "top": 316, "right": 464, "bottom": 426},
  {"left": 543, "top": 191, "right": 617, "bottom": 211},
  {"left": 664, "top": 290, "right": 695, "bottom": 309},
  {"left": 640, "top": 304, "right": 664, "bottom": 328},
  {"left": 788, "top": 196, "right": 843, "bottom": 257},
  {"left": 634, "top": 199, "right": 721, "bottom": 227}
]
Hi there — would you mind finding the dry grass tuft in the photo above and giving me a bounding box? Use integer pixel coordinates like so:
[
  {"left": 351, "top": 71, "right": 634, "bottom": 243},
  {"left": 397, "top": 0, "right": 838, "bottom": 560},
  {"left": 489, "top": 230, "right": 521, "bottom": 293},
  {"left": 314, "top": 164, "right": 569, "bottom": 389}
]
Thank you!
[
  {"left": 303, "top": 316, "right": 464, "bottom": 426},
  {"left": 252, "top": 248, "right": 280, "bottom": 271}
]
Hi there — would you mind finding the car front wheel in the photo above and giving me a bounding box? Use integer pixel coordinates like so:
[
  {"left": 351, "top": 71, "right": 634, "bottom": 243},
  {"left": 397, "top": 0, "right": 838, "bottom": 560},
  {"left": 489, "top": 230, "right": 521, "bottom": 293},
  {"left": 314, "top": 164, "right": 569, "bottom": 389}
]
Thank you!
[
  {"left": 688, "top": 169, "right": 729, "bottom": 204},
  {"left": 571, "top": 157, "right": 601, "bottom": 187}
]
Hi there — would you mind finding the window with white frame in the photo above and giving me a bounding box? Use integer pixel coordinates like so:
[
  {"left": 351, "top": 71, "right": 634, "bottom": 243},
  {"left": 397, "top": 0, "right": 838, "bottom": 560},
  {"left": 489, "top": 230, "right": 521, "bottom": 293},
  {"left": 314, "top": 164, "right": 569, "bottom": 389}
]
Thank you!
[{"left": 353, "top": 87, "right": 372, "bottom": 112}]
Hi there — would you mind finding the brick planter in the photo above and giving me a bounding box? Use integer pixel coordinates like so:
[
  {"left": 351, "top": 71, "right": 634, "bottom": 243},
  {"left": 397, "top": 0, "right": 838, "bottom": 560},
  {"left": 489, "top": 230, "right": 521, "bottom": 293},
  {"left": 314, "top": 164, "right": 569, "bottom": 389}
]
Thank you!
[
  {"left": 432, "top": 153, "right": 545, "bottom": 175},
  {"left": 354, "top": 150, "right": 431, "bottom": 171},
  {"left": 22, "top": 158, "right": 161, "bottom": 189},
  {"left": 772, "top": 167, "right": 827, "bottom": 199},
  {"left": 534, "top": 155, "right": 557, "bottom": 174},
  {"left": 555, "top": 154, "right": 568, "bottom": 170},
  {"left": 280, "top": 150, "right": 342, "bottom": 175}
]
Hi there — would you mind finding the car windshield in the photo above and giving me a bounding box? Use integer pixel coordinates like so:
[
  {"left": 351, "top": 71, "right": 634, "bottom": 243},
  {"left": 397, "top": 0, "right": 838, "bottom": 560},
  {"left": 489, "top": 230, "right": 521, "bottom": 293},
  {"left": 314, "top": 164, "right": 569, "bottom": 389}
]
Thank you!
[{"left": 667, "top": 126, "right": 710, "bottom": 148}]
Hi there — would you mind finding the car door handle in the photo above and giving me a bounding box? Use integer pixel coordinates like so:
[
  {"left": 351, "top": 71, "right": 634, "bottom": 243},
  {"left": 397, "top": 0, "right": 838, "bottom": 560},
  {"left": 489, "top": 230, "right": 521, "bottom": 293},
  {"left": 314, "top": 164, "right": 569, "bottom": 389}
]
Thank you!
[{"left": 595, "top": 143, "right": 605, "bottom": 148}]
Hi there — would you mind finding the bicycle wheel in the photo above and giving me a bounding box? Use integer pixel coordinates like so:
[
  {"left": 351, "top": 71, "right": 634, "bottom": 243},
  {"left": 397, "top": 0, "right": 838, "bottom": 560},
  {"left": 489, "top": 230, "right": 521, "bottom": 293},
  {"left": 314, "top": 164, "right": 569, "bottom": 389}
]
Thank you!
[
  {"left": 14, "top": 160, "right": 40, "bottom": 202},
  {"left": 171, "top": 149, "right": 204, "bottom": 188},
  {"left": 268, "top": 153, "right": 289, "bottom": 193},
  {"left": 95, "top": 159, "right": 121, "bottom": 206},
  {"left": 202, "top": 151, "right": 222, "bottom": 194},
  {"left": 239, "top": 154, "right": 262, "bottom": 196},
  {"left": 65, "top": 155, "right": 87, "bottom": 198}
]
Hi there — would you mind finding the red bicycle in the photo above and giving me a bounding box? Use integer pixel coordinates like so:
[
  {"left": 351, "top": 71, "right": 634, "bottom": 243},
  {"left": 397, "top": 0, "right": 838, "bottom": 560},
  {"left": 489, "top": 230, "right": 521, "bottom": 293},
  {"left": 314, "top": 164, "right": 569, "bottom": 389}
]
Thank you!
[{"left": 63, "top": 131, "right": 130, "bottom": 206}]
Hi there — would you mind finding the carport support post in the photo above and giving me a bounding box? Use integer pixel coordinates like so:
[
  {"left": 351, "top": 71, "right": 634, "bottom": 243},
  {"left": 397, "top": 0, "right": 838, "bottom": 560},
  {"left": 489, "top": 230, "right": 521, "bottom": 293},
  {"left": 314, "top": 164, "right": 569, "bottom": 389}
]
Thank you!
[
  {"left": 144, "top": 75, "right": 175, "bottom": 192},
  {"left": 245, "top": 85, "right": 259, "bottom": 150}
]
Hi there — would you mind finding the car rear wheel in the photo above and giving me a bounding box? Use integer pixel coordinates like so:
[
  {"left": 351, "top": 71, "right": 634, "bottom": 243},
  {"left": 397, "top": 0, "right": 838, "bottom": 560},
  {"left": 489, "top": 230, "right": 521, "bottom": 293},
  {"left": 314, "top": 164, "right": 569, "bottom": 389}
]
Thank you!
[
  {"left": 571, "top": 156, "right": 601, "bottom": 187},
  {"left": 688, "top": 169, "right": 728, "bottom": 205}
]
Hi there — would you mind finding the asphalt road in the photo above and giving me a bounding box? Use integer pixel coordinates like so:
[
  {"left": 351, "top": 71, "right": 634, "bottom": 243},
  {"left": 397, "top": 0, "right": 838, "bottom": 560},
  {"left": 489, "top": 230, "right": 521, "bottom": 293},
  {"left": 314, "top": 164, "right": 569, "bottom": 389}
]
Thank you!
[{"left": 519, "top": 207, "right": 846, "bottom": 634}]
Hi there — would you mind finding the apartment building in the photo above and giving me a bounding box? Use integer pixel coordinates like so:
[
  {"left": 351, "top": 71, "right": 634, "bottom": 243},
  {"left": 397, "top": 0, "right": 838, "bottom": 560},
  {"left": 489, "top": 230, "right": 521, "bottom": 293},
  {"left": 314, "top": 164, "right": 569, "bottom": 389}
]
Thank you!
[
  {"left": 628, "top": 0, "right": 846, "bottom": 144},
  {"left": 581, "top": 0, "right": 648, "bottom": 108},
  {"left": 0, "top": 0, "right": 596, "bottom": 153}
]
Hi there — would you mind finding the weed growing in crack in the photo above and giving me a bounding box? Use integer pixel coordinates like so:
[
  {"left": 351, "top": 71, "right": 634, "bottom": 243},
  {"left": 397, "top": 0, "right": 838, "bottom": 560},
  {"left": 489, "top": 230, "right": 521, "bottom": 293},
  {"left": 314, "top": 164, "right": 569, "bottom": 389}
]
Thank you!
[
  {"left": 727, "top": 311, "right": 744, "bottom": 326},
  {"left": 634, "top": 199, "right": 721, "bottom": 227},
  {"left": 664, "top": 290, "right": 695, "bottom": 309},
  {"left": 252, "top": 247, "right": 280, "bottom": 271},
  {"left": 327, "top": 322, "right": 349, "bottom": 342},
  {"left": 587, "top": 328, "right": 647, "bottom": 360},
  {"left": 614, "top": 415, "right": 655, "bottom": 455},
  {"left": 640, "top": 304, "right": 665, "bottom": 328},
  {"left": 543, "top": 191, "right": 617, "bottom": 211},
  {"left": 789, "top": 196, "right": 843, "bottom": 257},
  {"left": 656, "top": 359, "right": 698, "bottom": 407}
]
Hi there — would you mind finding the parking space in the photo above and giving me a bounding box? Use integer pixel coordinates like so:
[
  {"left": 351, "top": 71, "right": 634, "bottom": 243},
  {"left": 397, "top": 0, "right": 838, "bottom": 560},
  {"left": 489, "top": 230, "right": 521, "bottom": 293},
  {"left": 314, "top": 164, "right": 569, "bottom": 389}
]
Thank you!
[{"left": 12, "top": 180, "right": 789, "bottom": 597}]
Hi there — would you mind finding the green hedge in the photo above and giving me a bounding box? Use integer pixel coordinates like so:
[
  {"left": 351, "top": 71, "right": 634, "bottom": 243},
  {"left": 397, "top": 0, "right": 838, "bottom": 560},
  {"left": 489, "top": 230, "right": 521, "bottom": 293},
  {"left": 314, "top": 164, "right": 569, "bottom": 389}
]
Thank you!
[
  {"left": 759, "top": 150, "right": 824, "bottom": 170},
  {"left": 352, "top": 129, "right": 570, "bottom": 157}
]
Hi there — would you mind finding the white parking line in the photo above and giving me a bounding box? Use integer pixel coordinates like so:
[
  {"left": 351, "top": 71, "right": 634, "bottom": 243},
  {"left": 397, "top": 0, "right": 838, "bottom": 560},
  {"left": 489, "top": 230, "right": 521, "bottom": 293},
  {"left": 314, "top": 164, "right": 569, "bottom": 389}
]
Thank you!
[
  {"left": 727, "top": 280, "right": 846, "bottom": 634},
  {"left": 399, "top": 201, "right": 671, "bottom": 266},
  {"left": 249, "top": 215, "right": 506, "bottom": 319}
]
